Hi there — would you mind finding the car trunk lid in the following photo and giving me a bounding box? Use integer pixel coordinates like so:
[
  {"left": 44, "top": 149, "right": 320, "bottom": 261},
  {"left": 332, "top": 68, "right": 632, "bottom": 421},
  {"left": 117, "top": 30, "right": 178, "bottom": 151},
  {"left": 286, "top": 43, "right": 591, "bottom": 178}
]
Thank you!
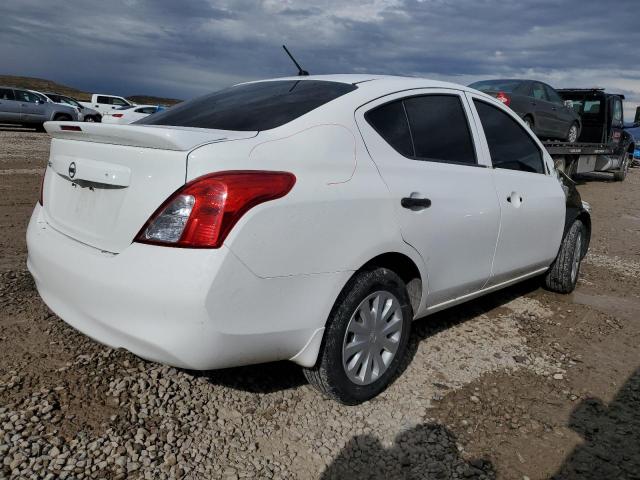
[{"left": 42, "top": 122, "right": 257, "bottom": 253}]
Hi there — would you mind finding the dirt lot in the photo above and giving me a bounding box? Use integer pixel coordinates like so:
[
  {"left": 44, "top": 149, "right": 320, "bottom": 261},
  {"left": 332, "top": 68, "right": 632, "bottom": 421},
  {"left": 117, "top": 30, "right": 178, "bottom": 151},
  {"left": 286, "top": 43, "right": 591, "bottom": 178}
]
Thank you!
[{"left": 1, "top": 128, "right": 639, "bottom": 479}]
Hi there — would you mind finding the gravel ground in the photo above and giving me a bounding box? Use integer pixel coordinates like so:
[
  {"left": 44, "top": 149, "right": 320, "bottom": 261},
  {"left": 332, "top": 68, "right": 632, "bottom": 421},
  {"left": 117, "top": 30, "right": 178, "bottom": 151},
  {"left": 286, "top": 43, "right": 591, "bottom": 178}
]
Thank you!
[{"left": 1, "top": 128, "right": 639, "bottom": 479}]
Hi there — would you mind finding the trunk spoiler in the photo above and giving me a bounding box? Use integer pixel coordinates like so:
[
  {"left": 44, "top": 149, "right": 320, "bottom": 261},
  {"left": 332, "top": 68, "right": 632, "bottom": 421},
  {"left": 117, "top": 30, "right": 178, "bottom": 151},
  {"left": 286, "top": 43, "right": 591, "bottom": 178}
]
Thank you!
[{"left": 44, "top": 122, "right": 258, "bottom": 151}]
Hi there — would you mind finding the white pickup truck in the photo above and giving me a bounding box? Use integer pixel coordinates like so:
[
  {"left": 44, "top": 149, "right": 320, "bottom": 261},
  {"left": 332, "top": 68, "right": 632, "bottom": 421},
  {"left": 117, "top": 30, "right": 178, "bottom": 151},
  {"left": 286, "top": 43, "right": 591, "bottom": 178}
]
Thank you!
[{"left": 79, "top": 94, "right": 136, "bottom": 115}]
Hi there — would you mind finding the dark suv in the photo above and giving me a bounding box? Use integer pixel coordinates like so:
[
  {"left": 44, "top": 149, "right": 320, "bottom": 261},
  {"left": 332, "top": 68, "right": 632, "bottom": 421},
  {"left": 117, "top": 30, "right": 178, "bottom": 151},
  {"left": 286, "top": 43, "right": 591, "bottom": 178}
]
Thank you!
[{"left": 468, "top": 79, "right": 582, "bottom": 142}]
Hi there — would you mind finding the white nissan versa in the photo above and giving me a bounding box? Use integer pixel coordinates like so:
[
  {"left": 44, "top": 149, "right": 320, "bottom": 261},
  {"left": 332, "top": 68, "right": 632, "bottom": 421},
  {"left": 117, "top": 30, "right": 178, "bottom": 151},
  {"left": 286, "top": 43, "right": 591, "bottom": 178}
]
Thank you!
[{"left": 27, "top": 75, "right": 591, "bottom": 404}]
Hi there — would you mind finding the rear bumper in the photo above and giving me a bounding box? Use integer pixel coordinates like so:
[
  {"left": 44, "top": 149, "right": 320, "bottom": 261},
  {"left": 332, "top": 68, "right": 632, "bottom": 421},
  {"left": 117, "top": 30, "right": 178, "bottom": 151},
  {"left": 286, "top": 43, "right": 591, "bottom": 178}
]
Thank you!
[{"left": 26, "top": 205, "right": 347, "bottom": 369}]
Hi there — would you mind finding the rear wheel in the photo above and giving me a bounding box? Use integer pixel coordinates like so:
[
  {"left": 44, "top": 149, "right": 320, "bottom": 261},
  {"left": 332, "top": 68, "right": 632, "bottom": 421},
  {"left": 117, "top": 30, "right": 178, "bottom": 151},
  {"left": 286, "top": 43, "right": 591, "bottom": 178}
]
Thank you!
[
  {"left": 544, "top": 220, "right": 586, "bottom": 293},
  {"left": 566, "top": 122, "right": 579, "bottom": 143},
  {"left": 85, "top": 116, "right": 96, "bottom": 122},
  {"left": 303, "top": 268, "right": 412, "bottom": 404}
]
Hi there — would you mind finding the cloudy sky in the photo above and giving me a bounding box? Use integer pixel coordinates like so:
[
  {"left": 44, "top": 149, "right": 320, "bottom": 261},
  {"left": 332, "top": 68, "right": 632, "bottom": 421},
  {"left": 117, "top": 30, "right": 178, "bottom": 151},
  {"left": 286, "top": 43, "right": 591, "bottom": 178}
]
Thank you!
[{"left": 1, "top": 0, "right": 639, "bottom": 119}]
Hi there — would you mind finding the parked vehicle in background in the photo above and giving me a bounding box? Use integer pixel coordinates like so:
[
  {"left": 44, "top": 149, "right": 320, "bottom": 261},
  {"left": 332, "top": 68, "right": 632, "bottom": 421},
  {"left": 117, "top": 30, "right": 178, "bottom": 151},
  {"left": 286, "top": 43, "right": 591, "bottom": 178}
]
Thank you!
[
  {"left": 79, "top": 94, "right": 136, "bottom": 116},
  {"left": 468, "top": 79, "right": 582, "bottom": 142},
  {"left": 546, "top": 89, "right": 635, "bottom": 180},
  {"left": 42, "top": 92, "right": 102, "bottom": 122},
  {"left": 0, "top": 86, "right": 78, "bottom": 130},
  {"left": 101, "top": 105, "right": 165, "bottom": 124},
  {"left": 29, "top": 75, "right": 591, "bottom": 404}
]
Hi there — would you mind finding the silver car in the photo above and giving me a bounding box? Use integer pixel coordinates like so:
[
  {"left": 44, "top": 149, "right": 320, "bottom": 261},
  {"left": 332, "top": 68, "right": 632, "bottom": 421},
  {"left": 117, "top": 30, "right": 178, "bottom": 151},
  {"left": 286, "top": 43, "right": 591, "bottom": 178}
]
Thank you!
[
  {"left": 41, "top": 92, "right": 102, "bottom": 122},
  {"left": 0, "top": 86, "right": 78, "bottom": 130}
]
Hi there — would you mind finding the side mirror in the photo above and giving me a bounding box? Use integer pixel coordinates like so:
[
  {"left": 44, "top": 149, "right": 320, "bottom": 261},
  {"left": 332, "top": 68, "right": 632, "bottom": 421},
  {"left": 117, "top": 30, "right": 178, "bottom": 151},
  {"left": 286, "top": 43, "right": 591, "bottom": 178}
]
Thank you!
[{"left": 563, "top": 100, "right": 573, "bottom": 108}]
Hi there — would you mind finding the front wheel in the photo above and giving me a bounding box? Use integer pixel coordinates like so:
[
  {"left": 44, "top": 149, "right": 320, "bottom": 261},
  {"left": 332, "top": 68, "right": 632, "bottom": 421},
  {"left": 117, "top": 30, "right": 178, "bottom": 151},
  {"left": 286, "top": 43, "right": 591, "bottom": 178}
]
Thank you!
[
  {"left": 303, "top": 268, "right": 412, "bottom": 404},
  {"left": 544, "top": 220, "right": 587, "bottom": 293}
]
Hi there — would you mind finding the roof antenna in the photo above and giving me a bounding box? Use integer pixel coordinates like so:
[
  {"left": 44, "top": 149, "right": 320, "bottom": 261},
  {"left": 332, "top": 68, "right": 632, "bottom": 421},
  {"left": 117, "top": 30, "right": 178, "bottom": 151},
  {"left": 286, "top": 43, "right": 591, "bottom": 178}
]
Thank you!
[{"left": 282, "top": 45, "right": 309, "bottom": 76}]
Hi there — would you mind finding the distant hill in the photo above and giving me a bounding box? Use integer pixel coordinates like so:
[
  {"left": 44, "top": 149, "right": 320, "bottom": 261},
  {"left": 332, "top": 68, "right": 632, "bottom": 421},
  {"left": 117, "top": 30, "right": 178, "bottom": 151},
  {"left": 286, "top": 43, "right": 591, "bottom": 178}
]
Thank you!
[{"left": 0, "top": 75, "right": 182, "bottom": 106}]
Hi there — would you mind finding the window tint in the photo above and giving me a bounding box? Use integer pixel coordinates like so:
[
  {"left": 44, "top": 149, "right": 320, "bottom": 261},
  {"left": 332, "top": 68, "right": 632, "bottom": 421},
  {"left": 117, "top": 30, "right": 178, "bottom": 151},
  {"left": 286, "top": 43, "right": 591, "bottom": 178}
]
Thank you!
[
  {"left": 136, "top": 107, "right": 158, "bottom": 114},
  {"left": 468, "top": 80, "right": 522, "bottom": 93},
  {"left": 139, "top": 80, "right": 357, "bottom": 131},
  {"left": 111, "top": 97, "right": 128, "bottom": 106},
  {"left": 0, "top": 88, "right": 15, "bottom": 100},
  {"left": 531, "top": 83, "right": 548, "bottom": 101},
  {"left": 474, "top": 100, "right": 545, "bottom": 174},
  {"left": 544, "top": 85, "right": 563, "bottom": 105},
  {"left": 96, "top": 96, "right": 111, "bottom": 104},
  {"left": 365, "top": 100, "right": 414, "bottom": 157},
  {"left": 404, "top": 95, "right": 476, "bottom": 165}
]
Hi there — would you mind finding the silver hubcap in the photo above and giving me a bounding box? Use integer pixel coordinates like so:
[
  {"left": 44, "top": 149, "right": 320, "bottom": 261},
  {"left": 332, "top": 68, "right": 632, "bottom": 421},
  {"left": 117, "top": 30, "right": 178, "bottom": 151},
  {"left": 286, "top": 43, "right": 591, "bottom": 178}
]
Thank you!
[
  {"left": 342, "top": 291, "right": 403, "bottom": 385},
  {"left": 568, "top": 125, "right": 578, "bottom": 143},
  {"left": 571, "top": 233, "right": 582, "bottom": 283}
]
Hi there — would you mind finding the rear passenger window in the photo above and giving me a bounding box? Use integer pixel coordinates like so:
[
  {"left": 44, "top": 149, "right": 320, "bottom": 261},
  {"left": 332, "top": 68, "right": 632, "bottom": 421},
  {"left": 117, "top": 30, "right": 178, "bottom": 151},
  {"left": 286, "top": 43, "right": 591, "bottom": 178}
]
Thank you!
[
  {"left": 404, "top": 95, "right": 476, "bottom": 165},
  {"left": 365, "top": 94, "right": 477, "bottom": 165},
  {"left": 0, "top": 88, "right": 15, "bottom": 100},
  {"left": 474, "top": 100, "right": 545, "bottom": 174},
  {"left": 365, "top": 100, "right": 414, "bottom": 157},
  {"left": 96, "top": 96, "right": 111, "bottom": 104}
]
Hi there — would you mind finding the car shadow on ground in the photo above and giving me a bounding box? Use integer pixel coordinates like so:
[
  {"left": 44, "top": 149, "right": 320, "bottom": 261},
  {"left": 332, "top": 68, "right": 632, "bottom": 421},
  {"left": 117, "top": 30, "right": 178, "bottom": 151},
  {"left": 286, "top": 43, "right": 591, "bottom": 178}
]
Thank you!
[
  {"left": 551, "top": 367, "right": 640, "bottom": 479},
  {"left": 320, "top": 422, "right": 495, "bottom": 479},
  {"left": 193, "top": 278, "right": 541, "bottom": 395},
  {"left": 573, "top": 172, "right": 616, "bottom": 184},
  {"left": 320, "top": 367, "right": 640, "bottom": 479}
]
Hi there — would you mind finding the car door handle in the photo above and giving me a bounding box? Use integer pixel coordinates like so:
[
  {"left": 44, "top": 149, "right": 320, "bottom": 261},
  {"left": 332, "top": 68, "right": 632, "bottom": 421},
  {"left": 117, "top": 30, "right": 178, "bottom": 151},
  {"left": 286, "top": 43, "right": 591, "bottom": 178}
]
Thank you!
[{"left": 401, "top": 197, "right": 431, "bottom": 209}]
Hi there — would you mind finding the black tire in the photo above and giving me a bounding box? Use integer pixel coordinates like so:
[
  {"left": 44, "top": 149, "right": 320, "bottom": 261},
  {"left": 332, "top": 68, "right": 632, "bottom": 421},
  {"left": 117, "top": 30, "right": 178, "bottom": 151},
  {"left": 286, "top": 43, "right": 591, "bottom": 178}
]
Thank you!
[
  {"left": 85, "top": 116, "right": 96, "bottom": 122},
  {"left": 613, "top": 153, "right": 629, "bottom": 181},
  {"left": 53, "top": 114, "right": 72, "bottom": 122},
  {"left": 565, "top": 122, "right": 579, "bottom": 143},
  {"left": 303, "top": 268, "right": 413, "bottom": 405},
  {"left": 544, "top": 220, "right": 586, "bottom": 293},
  {"left": 35, "top": 123, "right": 46, "bottom": 132}
]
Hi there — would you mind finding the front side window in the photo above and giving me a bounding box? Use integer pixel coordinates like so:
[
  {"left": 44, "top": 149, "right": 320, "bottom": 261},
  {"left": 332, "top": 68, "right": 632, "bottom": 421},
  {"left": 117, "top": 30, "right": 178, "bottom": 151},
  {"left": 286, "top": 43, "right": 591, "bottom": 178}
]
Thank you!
[
  {"left": 111, "top": 97, "right": 128, "bottom": 106},
  {"left": 365, "top": 94, "right": 476, "bottom": 165},
  {"left": 15, "top": 90, "right": 38, "bottom": 103},
  {"left": 474, "top": 100, "right": 545, "bottom": 174},
  {"left": 139, "top": 80, "right": 357, "bottom": 131},
  {"left": 544, "top": 85, "right": 563, "bottom": 105},
  {"left": 531, "top": 83, "right": 548, "bottom": 101}
]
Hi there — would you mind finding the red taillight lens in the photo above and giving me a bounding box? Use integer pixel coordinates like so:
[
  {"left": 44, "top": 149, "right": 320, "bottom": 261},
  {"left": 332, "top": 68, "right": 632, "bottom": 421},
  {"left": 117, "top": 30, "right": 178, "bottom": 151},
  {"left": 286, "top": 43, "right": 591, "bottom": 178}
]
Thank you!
[
  {"left": 135, "top": 171, "right": 296, "bottom": 248},
  {"left": 112, "top": 114, "right": 124, "bottom": 118},
  {"left": 496, "top": 91, "right": 511, "bottom": 106}
]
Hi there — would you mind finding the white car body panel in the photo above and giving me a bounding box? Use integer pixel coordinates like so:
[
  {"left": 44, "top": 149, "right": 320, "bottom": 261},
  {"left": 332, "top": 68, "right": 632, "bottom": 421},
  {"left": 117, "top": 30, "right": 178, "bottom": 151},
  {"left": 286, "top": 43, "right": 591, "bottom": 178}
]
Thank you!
[
  {"left": 28, "top": 75, "right": 569, "bottom": 371},
  {"left": 79, "top": 94, "right": 135, "bottom": 115}
]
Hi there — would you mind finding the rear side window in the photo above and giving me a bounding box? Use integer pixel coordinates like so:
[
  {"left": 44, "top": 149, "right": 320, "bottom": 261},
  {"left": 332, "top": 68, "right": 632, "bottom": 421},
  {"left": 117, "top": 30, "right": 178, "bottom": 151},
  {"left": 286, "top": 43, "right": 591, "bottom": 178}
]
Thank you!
[
  {"left": 404, "top": 95, "right": 476, "bottom": 164},
  {"left": 0, "top": 88, "right": 15, "bottom": 100},
  {"left": 474, "top": 100, "right": 545, "bottom": 174},
  {"left": 96, "top": 96, "right": 111, "bottom": 104},
  {"left": 365, "top": 94, "right": 476, "bottom": 165},
  {"left": 365, "top": 101, "right": 414, "bottom": 157},
  {"left": 139, "top": 80, "right": 357, "bottom": 131}
]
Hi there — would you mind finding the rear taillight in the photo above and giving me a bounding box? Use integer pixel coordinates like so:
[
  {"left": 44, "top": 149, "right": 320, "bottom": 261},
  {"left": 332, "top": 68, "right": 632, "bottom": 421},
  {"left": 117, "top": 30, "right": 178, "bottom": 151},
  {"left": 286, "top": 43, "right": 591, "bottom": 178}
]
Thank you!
[
  {"left": 496, "top": 91, "right": 511, "bottom": 106},
  {"left": 112, "top": 114, "right": 124, "bottom": 118},
  {"left": 135, "top": 171, "right": 296, "bottom": 248}
]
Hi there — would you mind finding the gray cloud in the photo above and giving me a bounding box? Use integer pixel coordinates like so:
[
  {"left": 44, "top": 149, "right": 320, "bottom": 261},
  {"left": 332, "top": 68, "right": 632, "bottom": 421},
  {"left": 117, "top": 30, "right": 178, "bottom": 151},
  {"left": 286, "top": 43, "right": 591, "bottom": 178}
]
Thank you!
[{"left": 1, "top": 0, "right": 638, "bottom": 118}]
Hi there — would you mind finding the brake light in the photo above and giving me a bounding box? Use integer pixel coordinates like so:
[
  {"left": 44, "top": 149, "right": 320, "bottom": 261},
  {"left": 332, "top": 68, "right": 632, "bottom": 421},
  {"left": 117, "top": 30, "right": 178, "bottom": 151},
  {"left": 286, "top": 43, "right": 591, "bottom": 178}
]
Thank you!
[
  {"left": 496, "top": 91, "right": 511, "bottom": 106},
  {"left": 135, "top": 171, "right": 296, "bottom": 248},
  {"left": 112, "top": 114, "right": 124, "bottom": 118}
]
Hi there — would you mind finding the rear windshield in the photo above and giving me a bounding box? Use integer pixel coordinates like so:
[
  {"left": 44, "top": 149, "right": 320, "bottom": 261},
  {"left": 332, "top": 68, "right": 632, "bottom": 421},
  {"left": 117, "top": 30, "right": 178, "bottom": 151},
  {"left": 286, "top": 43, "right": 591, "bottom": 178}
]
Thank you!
[
  {"left": 468, "top": 80, "right": 522, "bottom": 93},
  {"left": 138, "top": 80, "right": 357, "bottom": 131}
]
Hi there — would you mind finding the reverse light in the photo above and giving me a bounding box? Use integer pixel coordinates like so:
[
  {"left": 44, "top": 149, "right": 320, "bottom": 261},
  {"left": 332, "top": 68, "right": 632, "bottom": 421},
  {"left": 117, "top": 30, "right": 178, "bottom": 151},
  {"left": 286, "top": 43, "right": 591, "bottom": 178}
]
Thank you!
[
  {"left": 496, "top": 91, "right": 511, "bottom": 106},
  {"left": 135, "top": 171, "right": 296, "bottom": 248}
]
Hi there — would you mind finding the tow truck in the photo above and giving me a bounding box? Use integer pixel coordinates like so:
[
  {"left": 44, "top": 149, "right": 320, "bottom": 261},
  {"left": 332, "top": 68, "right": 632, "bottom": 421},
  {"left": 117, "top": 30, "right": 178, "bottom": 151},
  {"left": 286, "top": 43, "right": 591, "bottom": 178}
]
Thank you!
[{"left": 542, "top": 89, "right": 635, "bottom": 181}]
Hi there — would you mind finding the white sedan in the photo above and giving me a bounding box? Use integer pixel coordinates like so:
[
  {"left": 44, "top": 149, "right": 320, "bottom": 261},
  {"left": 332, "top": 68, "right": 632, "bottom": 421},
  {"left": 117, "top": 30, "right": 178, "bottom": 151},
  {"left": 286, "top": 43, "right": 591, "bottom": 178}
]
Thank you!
[
  {"left": 101, "top": 104, "right": 165, "bottom": 124},
  {"left": 28, "top": 75, "right": 590, "bottom": 404}
]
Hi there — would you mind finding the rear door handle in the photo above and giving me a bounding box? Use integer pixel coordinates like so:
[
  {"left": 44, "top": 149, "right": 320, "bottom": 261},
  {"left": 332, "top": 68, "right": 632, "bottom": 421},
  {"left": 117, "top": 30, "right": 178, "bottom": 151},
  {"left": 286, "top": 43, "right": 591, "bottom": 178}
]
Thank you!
[{"left": 401, "top": 197, "right": 431, "bottom": 210}]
